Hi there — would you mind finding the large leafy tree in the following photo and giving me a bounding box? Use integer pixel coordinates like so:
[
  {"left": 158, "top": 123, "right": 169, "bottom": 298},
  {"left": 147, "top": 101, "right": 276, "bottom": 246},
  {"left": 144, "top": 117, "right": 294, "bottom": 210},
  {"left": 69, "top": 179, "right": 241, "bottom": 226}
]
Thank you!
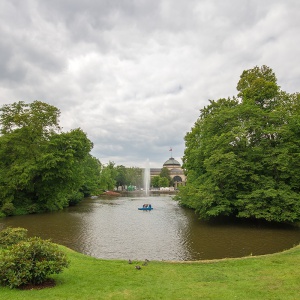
[
  {"left": 150, "top": 175, "right": 169, "bottom": 188},
  {"left": 178, "top": 66, "right": 300, "bottom": 223},
  {"left": 125, "top": 167, "right": 143, "bottom": 188},
  {"left": 151, "top": 176, "right": 160, "bottom": 188},
  {"left": 80, "top": 155, "right": 102, "bottom": 198},
  {"left": 114, "top": 166, "right": 143, "bottom": 190},
  {"left": 99, "top": 161, "right": 117, "bottom": 191},
  {"left": 0, "top": 101, "right": 94, "bottom": 214},
  {"left": 115, "top": 165, "right": 127, "bottom": 189}
]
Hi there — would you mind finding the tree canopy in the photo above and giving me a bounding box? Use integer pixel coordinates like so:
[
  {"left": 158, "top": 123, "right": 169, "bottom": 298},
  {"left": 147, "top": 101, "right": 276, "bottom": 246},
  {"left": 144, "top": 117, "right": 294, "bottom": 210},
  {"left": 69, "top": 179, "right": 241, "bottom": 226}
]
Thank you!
[
  {"left": 0, "top": 101, "right": 102, "bottom": 215},
  {"left": 177, "top": 65, "right": 300, "bottom": 223},
  {"left": 151, "top": 168, "right": 171, "bottom": 188}
]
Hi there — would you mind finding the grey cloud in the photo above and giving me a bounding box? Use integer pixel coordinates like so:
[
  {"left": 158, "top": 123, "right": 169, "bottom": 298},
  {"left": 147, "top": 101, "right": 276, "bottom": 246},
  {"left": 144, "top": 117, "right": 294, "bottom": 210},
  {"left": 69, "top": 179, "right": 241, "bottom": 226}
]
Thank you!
[
  {"left": 0, "top": 41, "right": 27, "bottom": 83},
  {"left": 1, "top": 0, "right": 300, "bottom": 167}
]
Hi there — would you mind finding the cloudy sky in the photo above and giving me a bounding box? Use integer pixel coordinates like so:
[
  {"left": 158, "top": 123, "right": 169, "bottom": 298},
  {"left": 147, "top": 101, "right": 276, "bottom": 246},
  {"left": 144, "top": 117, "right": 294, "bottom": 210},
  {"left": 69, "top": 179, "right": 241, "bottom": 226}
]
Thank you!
[{"left": 0, "top": 0, "right": 299, "bottom": 167}]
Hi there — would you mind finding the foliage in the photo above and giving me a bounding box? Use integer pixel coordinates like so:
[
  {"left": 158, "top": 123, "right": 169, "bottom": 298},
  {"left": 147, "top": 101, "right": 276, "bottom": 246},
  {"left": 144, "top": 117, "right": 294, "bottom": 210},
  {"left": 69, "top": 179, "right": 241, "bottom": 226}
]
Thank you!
[
  {"left": 115, "top": 165, "right": 143, "bottom": 189},
  {"left": 1, "top": 203, "right": 15, "bottom": 216},
  {"left": 160, "top": 167, "right": 172, "bottom": 186},
  {"left": 159, "top": 177, "right": 170, "bottom": 187},
  {"left": 125, "top": 167, "right": 143, "bottom": 188},
  {"left": 80, "top": 155, "right": 102, "bottom": 197},
  {"left": 0, "top": 100, "right": 60, "bottom": 136},
  {"left": 0, "top": 101, "right": 97, "bottom": 215},
  {"left": 100, "top": 163, "right": 143, "bottom": 191},
  {"left": 67, "top": 191, "right": 85, "bottom": 206},
  {"left": 0, "top": 237, "right": 69, "bottom": 288},
  {"left": 115, "top": 165, "right": 127, "bottom": 188},
  {"left": 0, "top": 227, "right": 28, "bottom": 249},
  {"left": 178, "top": 65, "right": 300, "bottom": 223},
  {"left": 151, "top": 168, "right": 173, "bottom": 188},
  {"left": 98, "top": 161, "right": 117, "bottom": 191},
  {"left": 151, "top": 176, "right": 160, "bottom": 188},
  {"left": 151, "top": 175, "right": 170, "bottom": 188}
]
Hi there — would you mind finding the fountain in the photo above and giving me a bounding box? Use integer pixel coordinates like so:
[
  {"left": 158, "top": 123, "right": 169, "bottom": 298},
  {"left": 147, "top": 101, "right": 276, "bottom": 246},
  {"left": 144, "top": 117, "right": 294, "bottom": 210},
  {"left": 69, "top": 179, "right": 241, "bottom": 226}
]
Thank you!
[{"left": 143, "top": 159, "right": 150, "bottom": 196}]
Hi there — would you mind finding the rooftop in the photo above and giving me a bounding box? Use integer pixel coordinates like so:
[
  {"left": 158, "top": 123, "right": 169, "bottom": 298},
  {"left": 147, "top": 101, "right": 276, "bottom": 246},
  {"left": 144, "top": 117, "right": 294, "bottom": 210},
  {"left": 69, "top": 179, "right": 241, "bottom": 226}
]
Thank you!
[{"left": 163, "top": 157, "right": 181, "bottom": 167}]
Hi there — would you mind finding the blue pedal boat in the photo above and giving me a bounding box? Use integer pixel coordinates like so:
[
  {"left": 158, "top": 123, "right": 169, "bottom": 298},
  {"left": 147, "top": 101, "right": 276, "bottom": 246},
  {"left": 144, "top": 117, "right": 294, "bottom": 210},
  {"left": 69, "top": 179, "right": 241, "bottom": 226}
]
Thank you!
[{"left": 138, "top": 207, "right": 153, "bottom": 210}]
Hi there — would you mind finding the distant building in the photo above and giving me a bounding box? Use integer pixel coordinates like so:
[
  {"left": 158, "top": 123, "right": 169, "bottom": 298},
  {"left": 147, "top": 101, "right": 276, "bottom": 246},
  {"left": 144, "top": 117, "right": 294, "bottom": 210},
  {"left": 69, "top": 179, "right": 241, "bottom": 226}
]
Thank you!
[{"left": 150, "top": 157, "right": 186, "bottom": 188}]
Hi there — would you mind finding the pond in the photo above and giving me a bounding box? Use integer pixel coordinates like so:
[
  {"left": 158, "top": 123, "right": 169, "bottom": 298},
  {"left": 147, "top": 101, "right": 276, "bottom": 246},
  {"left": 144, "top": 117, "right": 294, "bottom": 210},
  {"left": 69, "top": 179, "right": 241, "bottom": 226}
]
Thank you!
[{"left": 0, "top": 195, "right": 299, "bottom": 261}]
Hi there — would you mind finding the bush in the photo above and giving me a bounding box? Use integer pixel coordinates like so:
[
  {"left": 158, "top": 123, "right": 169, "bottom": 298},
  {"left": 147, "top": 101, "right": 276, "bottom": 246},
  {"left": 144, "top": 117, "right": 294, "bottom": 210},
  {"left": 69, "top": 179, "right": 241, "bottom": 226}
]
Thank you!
[
  {"left": 68, "top": 191, "right": 84, "bottom": 206},
  {"left": 0, "top": 227, "right": 28, "bottom": 249},
  {"left": 0, "top": 237, "right": 69, "bottom": 288},
  {"left": 26, "top": 203, "right": 40, "bottom": 214},
  {"left": 1, "top": 202, "right": 15, "bottom": 216}
]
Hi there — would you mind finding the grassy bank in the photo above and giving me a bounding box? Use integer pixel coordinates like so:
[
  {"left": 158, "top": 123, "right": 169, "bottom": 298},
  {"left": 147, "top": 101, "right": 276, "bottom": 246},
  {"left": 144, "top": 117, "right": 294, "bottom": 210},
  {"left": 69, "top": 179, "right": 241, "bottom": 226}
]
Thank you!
[{"left": 1, "top": 245, "right": 299, "bottom": 300}]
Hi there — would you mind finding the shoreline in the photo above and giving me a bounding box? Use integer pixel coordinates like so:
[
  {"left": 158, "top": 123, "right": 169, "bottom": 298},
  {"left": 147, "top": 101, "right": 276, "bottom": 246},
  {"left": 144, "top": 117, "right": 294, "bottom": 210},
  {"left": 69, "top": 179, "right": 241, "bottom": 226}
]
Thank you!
[
  {"left": 1, "top": 243, "right": 299, "bottom": 299},
  {"left": 119, "top": 190, "right": 178, "bottom": 196}
]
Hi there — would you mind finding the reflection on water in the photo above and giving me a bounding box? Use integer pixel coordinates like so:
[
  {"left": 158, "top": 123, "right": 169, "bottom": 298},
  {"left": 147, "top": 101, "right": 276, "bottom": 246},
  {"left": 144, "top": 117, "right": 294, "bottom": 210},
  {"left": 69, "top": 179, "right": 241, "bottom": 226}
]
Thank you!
[{"left": 0, "top": 195, "right": 299, "bottom": 261}]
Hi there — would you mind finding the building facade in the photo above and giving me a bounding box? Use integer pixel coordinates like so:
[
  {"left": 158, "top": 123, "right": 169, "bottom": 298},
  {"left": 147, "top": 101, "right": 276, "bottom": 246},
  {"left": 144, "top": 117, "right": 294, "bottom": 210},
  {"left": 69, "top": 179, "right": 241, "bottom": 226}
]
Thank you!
[{"left": 150, "top": 157, "right": 186, "bottom": 188}]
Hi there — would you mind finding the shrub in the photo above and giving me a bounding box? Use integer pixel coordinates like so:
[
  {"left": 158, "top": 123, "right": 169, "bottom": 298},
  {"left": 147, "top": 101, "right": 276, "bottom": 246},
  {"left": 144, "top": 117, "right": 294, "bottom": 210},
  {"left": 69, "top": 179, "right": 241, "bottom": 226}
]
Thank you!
[
  {"left": 68, "top": 191, "right": 84, "bottom": 206},
  {"left": 1, "top": 202, "right": 15, "bottom": 216},
  {"left": 26, "top": 203, "right": 40, "bottom": 214},
  {"left": 0, "top": 227, "right": 28, "bottom": 249},
  {"left": 0, "top": 237, "right": 69, "bottom": 288}
]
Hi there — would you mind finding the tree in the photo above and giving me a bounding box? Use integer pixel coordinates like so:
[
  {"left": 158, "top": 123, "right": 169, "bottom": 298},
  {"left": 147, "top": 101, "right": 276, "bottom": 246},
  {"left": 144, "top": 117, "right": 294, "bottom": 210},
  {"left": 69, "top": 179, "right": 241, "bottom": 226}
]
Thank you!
[
  {"left": 80, "top": 155, "right": 102, "bottom": 198},
  {"left": 159, "top": 177, "right": 170, "bottom": 187},
  {"left": 160, "top": 167, "right": 172, "bottom": 186},
  {"left": 178, "top": 66, "right": 300, "bottom": 223},
  {"left": 151, "top": 176, "right": 160, "bottom": 188},
  {"left": 115, "top": 165, "right": 127, "bottom": 189},
  {"left": 34, "top": 128, "right": 93, "bottom": 210},
  {"left": 0, "top": 100, "right": 60, "bottom": 136},
  {"left": 114, "top": 166, "right": 143, "bottom": 190},
  {"left": 0, "top": 101, "right": 94, "bottom": 214},
  {"left": 237, "top": 65, "right": 279, "bottom": 109},
  {"left": 99, "top": 161, "right": 117, "bottom": 191},
  {"left": 125, "top": 167, "right": 143, "bottom": 188},
  {"left": 150, "top": 175, "right": 169, "bottom": 188}
]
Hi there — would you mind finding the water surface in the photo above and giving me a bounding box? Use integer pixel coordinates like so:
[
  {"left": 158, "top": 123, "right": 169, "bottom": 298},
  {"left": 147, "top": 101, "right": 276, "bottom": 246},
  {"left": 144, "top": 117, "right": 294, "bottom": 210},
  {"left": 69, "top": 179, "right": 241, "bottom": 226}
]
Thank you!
[{"left": 0, "top": 195, "right": 299, "bottom": 261}]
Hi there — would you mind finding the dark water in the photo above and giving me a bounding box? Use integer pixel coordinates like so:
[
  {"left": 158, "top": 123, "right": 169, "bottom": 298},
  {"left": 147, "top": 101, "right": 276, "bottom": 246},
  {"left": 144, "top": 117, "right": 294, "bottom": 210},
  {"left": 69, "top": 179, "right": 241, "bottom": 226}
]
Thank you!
[{"left": 0, "top": 195, "right": 299, "bottom": 261}]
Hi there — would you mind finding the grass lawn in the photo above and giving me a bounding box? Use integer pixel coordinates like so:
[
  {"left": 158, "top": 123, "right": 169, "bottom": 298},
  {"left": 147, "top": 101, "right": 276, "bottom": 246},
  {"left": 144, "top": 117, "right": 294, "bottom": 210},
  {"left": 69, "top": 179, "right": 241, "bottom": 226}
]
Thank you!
[{"left": 0, "top": 244, "right": 299, "bottom": 300}]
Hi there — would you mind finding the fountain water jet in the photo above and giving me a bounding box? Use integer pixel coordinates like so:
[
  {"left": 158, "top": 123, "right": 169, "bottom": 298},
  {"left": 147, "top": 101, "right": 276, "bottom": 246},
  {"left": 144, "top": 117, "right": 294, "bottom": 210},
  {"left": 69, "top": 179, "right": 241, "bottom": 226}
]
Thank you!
[{"left": 143, "top": 159, "right": 150, "bottom": 196}]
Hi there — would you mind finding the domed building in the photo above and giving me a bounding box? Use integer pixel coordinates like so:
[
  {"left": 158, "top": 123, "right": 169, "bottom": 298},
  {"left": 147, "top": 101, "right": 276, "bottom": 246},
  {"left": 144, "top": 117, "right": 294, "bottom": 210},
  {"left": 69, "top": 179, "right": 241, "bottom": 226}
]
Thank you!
[{"left": 150, "top": 156, "right": 186, "bottom": 189}]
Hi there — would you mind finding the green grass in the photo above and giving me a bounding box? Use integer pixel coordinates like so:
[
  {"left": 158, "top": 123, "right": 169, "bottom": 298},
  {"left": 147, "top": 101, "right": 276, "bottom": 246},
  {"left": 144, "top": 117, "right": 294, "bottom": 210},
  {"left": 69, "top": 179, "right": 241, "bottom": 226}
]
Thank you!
[{"left": 1, "top": 244, "right": 299, "bottom": 300}]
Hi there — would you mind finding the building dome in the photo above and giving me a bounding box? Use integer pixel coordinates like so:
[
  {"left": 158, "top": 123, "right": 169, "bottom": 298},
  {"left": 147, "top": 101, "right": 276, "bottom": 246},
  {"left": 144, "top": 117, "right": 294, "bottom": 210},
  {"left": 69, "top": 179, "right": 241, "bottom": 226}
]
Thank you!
[
  {"left": 163, "top": 157, "right": 181, "bottom": 167},
  {"left": 149, "top": 156, "right": 186, "bottom": 188}
]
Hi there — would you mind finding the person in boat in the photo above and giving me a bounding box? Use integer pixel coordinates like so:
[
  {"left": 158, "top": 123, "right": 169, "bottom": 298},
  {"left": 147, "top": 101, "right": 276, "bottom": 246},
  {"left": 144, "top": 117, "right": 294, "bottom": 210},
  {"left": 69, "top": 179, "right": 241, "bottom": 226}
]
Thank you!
[{"left": 149, "top": 204, "right": 152, "bottom": 209}]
